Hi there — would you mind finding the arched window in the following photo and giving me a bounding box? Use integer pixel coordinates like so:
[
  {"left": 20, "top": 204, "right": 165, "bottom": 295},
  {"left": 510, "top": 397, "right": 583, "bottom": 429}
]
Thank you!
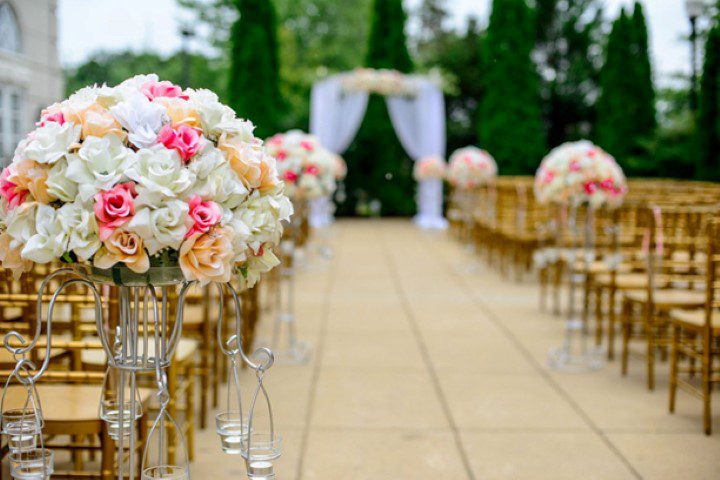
[{"left": 0, "top": 2, "right": 22, "bottom": 53}]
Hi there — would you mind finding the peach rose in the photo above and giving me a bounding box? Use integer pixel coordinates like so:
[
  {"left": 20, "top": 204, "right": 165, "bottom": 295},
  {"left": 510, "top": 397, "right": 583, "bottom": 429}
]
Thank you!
[
  {"left": 94, "top": 229, "right": 150, "bottom": 273},
  {"left": 9, "top": 160, "right": 54, "bottom": 204},
  {"left": 257, "top": 156, "right": 280, "bottom": 192},
  {"left": 217, "top": 133, "right": 262, "bottom": 188},
  {"left": 67, "top": 104, "right": 125, "bottom": 139},
  {"left": 0, "top": 232, "right": 32, "bottom": 278},
  {"left": 179, "top": 226, "right": 235, "bottom": 283},
  {"left": 155, "top": 97, "right": 201, "bottom": 130}
]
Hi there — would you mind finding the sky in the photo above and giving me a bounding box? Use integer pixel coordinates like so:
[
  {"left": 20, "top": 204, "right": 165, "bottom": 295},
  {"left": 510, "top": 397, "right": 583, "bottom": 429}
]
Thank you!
[{"left": 59, "top": 0, "right": 693, "bottom": 85}]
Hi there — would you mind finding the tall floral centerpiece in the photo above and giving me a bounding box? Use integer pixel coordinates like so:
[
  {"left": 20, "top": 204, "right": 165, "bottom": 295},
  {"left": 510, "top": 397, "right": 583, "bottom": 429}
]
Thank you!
[
  {"left": 0, "top": 74, "right": 290, "bottom": 479},
  {"left": 534, "top": 140, "right": 628, "bottom": 372},
  {"left": 265, "top": 130, "right": 337, "bottom": 234},
  {"left": 413, "top": 155, "right": 448, "bottom": 230},
  {"left": 447, "top": 147, "right": 497, "bottom": 239}
]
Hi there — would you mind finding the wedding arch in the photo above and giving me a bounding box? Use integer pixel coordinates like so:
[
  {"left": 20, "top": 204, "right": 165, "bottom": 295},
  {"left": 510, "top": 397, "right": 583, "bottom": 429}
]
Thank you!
[{"left": 309, "top": 69, "right": 447, "bottom": 229}]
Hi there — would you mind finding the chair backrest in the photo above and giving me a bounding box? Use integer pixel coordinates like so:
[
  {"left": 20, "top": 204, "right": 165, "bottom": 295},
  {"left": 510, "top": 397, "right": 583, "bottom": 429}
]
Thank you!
[{"left": 704, "top": 217, "right": 720, "bottom": 329}]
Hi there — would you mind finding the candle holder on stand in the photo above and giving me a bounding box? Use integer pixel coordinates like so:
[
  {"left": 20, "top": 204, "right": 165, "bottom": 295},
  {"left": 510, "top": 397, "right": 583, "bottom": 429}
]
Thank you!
[
  {"left": 216, "top": 284, "right": 281, "bottom": 479},
  {"left": 454, "top": 187, "right": 483, "bottom": 275},
  {"left": 0, "top": 264, "right": 281, "bottom": 480},
  {"left": 548, "top": 204, "right": 604, "bottom": 372}
]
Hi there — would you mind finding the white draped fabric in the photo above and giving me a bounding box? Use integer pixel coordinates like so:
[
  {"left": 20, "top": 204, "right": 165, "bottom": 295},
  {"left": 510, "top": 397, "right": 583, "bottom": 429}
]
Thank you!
[
  {"left": 310, "top": 77, "right": 369, "bottom": 155},
  {"left": 385, "top": 80, "right": 447, "bottom": 229},
  {"left": 309, "top": 74, "right": 447, "bottom": 229}
]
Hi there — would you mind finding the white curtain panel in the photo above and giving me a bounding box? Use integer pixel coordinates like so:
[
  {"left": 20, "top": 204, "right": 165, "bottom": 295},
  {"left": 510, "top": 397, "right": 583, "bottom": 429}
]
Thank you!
[
  {"left": 386, "top": 81, "right": 447, "bottom": 229},
  {"left": 310, "top": 76, "right": 369, "bottom": 154},
  {"left": 309, "top": 76, "right": 369, "bottom": 227}
]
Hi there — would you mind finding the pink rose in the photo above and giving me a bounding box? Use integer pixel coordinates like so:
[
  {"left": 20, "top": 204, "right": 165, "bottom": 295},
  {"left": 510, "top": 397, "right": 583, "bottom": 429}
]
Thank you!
[
  {"left": 584, "top": 181, "right": 597, "bottom": 195},
  {"left": 186, "top": 195, "right": 222, "bottom": 238},
  {"left": 94, "top": 182, "right": 137, "bottom": 241},
  {"left": 283, "top": 171, "right": 298, "bottom": 183},
  {"left": 0, "top": 167, "right": 27, "bottom": 210},
  {"left": 543, "top": 170, "right": 555, "bottom": 184},
  {"left": 305, "top": 164, "right": 320, "bottom": 176},
  {"left": 599, "top": 178, "right": 615, "bottom": 191},
  {"left": 300, "top": 140, "right": 314, "bottom": 151},
  {"left": 141, "top": 80, "right": 189, "bottom": 101},
  {"left": 275, "top": 150, "right": 287, "bottom": 161},
  {"left": 157, "top": 124, "right": 204, "bottom": 163},
  {"left": 39, "top": 111, "right": 65, "bottom": 127},
  {"left": 569, "top": 160, "right": 581, "bottom": 172},
  {"left": 267, "top": 135, "right": 283, "bottom": 146}
]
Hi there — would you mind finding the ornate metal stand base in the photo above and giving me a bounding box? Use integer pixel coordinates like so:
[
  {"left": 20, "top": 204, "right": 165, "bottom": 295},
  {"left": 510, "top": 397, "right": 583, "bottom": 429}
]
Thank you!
[{"left": 548, "top": 317, "right": 605, "bottom": 372}]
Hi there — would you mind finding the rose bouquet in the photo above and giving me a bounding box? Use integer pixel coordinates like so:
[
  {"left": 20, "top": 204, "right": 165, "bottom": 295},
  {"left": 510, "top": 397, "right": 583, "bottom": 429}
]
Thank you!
[
  {"left": 413, "top": 155, "right": 447, "bottom": 181},
  {"left": 0, "top": 74, "right": 292, "bottom": 287},
  {"left": 534, "top": 140, "right": 627, "bottom": 208},
  {"left": 447, "top": 147, "right": 497, "bottom": 189},
  {"left": 264, "top": 130, "right": 337, "bottom": 200}
]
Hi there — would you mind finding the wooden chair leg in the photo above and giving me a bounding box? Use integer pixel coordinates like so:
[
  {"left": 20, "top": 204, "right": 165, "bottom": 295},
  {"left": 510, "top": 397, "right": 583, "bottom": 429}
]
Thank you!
[
  {"left": 621, "top": 299, "right": 631, "bottom": 376},
  {"left": 669, "top": 323, "right": 679, "bottom": 413},
  {"left": 703, "top": 331, "right": 712, "bottom": 435},
  {"left": 582, "top": 275, "right": 592, "bottom": 335},
  {"left": 553, "top": 261, "right": 563, "bottom": 316},
  {"left": 186, "top": 362, "right": 195, "bottom": 461},
  {"left": 608, "top": 287, "right": 617, "bottom": 360},
  {"left": 100, "top": 424, "right": 114, "bottom": 480},
  {"left": 539, "top": 266, "right": 547, "bottom": 312},
  {"left": 595, "top": 286, "right": 604, "bottom": 347},
  {"left": 646, "top": 312, "right": 655, "bottom": 391}
]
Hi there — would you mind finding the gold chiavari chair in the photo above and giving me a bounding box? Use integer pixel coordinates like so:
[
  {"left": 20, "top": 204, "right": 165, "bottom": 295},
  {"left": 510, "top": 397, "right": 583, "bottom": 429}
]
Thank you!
[
  {"left": 620, "top": 205, "right": 713, "bottom": 390},
  {"left": 668, "top": 217, "right": 720, "bottom": 434}
]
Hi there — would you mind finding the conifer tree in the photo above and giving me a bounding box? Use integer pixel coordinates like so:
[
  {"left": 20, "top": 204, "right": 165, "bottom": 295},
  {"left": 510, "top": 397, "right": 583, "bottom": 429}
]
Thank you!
[
  {"left": 343, "top": 0, "right": 415, "bottom": 215},
  {"left": 227, "top": 0, "right": 282, "bottom": 137},
  {"left": 596, "top": 3, "right": 656, "bottom": 174},
  {"left": 697, "top": 15, "right": 720, "bottom": 179},
  {"left": 478, "top": 0, "right": 545, "bottom": 174}
]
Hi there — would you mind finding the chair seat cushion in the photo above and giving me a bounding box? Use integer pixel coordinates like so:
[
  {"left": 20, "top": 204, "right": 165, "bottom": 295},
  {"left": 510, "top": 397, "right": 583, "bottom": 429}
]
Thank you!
[
  {"left": 624, "top": 289, "right": 706, "bottom": 308},
  {"left": 669, "top": 308, "right": 720, "bottom": 331}
]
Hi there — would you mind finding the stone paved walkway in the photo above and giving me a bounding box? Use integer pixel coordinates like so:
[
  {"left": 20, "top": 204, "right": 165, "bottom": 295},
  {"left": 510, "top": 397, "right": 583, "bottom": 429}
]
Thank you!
[{"left": 192, "top": 219, "right": 720, "bottom": 479}]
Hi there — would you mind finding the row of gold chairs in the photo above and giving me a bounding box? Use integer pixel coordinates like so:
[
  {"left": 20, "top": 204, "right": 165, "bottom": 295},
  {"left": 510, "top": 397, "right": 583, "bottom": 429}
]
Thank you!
[{"left": 450, "top": 178, "right": 720, "bottom": 435}]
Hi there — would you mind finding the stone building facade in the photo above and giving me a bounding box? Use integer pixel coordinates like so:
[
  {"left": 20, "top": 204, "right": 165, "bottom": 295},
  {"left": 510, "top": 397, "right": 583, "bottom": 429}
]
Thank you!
[{"left": 0, "top": 0, "right": 63, "bottom": 166}]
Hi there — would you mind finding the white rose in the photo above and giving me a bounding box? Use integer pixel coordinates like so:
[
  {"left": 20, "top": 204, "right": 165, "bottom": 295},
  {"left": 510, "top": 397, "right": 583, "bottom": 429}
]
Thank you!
[
  {"left": 231, "top": 189, "right": 292, "bottom": 254},
  {"left": 23, "top": 122, "right": 81, "bottom": 165},
  {"left": 65, "top": 134, "right": 135, "bottom": 202},
  {"left": 46, "top": 158, "right": 79, "bottom": 202},
  {"left": 126, "top": 146, "right": 195, "bottom": 206},
  {"left": 5, "top": 202, "right": 38, "bottom": 245},
  {"left": 186, "top": 88, "right": 237, "bottom": 138},
  {"left": 56, "top": 202, "right": 101, "bottom": 260},
  {"left": 128, "top": 200, "right": 190, "bottom": 255},
  {"left": 21, "top": 204, "right": 67, "bottom": 263},
  {"left": 238, "top": 248, "right": 281, "bottom": 290},
  {"left": 110, "top": 92, "right": 168, "bottom": 148},
  {"left": 190, "top": 147, "right": 248, "bottom": 208}
]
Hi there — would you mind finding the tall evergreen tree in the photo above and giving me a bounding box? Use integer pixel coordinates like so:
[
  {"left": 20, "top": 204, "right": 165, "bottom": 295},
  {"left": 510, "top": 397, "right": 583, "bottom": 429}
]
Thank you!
[
  {"left": 697, "top": 14, "right": 720, "bottom": 180},
  {"left": 227, "top": 0, "right": 282, "bottom": 137},
  {"left": 478, "top": 0, "right": 545, "bottom": 174},
  {"left": 343, "top": 0, "right": 415, "bottom": 216},
  {"left": 535, "top": 0, "right": 604, "bottom": 146},
  {"left": 596, "top": 3, "right": 656, "bottom": 174}
]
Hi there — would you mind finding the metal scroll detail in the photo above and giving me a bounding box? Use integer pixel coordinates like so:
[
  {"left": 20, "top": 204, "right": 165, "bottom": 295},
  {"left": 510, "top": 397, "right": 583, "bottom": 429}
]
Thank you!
[{"left": 1, "top": 269, "right": 281, "bottom": 480}]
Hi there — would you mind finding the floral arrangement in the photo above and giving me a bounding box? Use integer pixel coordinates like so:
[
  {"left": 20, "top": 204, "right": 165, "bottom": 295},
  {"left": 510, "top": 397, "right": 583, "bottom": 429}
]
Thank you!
[
  {"left": 333, "top": 154, "right": 347, "bottom": 181},
  {"left": 534, "top": 140, "right": 627, "bottom": 208},
  {"left": 265, "top": 130, "right": 337, "bottom": 200},
  {"left": 447, "top": 147, "right": 497, "bottom": 189},
  {"left": 340, "top": 68, "right": 418, "bottom": 97},
  {"left": 413, "top": 155, "right": 446, "bottom": 181},
  {"left": 0, "top": 74, "right": 292, "bottom": 287}
]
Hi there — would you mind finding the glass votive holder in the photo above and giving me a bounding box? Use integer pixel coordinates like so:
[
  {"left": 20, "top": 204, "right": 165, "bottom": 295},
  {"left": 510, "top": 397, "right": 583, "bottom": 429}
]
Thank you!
[
  {"left": 247, "top": 460, "right": 276, "bottom": 479},
  {"left": 215, "top": 412, "right": 250, "bottom": 455},
  {"left": 141, "top": 465, "right": 188, "bottom": 480},
  {"left": 240, "top": 433, "right": 282, "bottom": 462},
  {"left": 2, "top": 409, "right": 41, "bottom": 453},
  {"left": 100, "top": 399, "right": 142, "bottom": 442},
  {"left": 9, "top": 448, "right": 54, "bottom": 479}
]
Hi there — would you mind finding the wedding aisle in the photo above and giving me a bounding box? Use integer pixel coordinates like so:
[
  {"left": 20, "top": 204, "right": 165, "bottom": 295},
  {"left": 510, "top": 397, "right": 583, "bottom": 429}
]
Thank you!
[{"left": 192, "top": 219, "right": 720, "bottom": 480}]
